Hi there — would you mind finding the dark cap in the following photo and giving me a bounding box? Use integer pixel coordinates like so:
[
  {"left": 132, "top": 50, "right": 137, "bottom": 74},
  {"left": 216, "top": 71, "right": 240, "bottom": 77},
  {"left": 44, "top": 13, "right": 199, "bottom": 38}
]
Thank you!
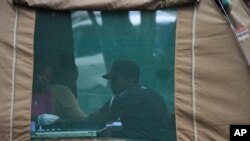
[{"left": 102, "top": 60, "right": 140, "bottom": 80}]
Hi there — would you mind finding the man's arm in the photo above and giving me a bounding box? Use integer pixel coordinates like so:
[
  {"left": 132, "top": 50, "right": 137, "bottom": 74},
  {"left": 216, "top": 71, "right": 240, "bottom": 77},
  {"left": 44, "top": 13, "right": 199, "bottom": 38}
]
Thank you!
[{"left": 86, "top": 101, "right": 112, "bottom": 125}]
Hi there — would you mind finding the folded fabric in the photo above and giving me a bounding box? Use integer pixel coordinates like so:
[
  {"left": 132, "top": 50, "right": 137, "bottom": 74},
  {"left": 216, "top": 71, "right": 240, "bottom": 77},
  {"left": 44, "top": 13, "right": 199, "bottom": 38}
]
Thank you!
[{"left": 38, "top": 114, "right": 59, "bottom": 125}]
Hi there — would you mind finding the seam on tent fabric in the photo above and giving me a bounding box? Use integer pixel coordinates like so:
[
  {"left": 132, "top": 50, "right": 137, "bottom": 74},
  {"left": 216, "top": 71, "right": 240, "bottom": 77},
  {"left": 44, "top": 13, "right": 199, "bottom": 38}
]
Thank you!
[
  {"left": 192, "top": 4, "right": 197, "bottom": 141},
  {"left": 10, "top": 6, "right": 19, "bottom": 141}
]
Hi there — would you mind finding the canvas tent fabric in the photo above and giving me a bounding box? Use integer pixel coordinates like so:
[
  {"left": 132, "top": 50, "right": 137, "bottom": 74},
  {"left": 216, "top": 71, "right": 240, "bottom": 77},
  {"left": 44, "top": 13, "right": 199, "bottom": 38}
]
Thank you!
[
  {"left": 0, "top": 0, "right": 35, "bottom": 140},
  {"left": 176, "top": 0, "right": 250, "bottom": 141},
  {"left": 10, "top": 0, "right": 198, "bottom": 10},
  {"left": 0, "top": 0, "right": 250, "bottom": 141}
]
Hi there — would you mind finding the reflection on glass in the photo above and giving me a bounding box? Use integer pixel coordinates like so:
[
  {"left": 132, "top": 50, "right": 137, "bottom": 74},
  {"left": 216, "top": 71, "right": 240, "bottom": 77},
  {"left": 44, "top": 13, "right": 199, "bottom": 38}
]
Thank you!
[
  {"left": 75, "top": 53, "right": 107, "bottom": 90},
  {"left": 93, "top": 11, "right": 103, "bottom": 25},
  {"left": 75, "top": 53, "right": 109, "bottom": 113},
  {"left": 31, "top": 9, "right": 177, "bottom": 141},
  {"left": 129, "top": 11, "right": 141, "bottom": 26},
  {"left": 156, "top": 10, "right": 176, "bottom": 24}
]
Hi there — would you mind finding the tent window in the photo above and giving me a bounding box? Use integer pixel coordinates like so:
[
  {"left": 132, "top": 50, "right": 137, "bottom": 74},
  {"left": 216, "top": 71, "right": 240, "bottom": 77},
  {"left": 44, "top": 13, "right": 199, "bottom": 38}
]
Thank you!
[{"left": 31, "top": 9, "right": 176, "bottom": 141}]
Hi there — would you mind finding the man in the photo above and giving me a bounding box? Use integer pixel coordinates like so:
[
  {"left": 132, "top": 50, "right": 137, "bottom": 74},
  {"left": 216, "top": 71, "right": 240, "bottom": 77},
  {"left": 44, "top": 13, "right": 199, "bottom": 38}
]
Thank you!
[{"left": 88, "top": 60, "right": 169, "bottom": 140}]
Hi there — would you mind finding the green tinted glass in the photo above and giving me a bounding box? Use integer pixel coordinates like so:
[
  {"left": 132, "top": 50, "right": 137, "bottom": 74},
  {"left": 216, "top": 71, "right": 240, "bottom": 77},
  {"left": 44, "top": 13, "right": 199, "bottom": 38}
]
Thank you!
[{"left": 31, "top": 9, "right": 176, "bottom": 141}]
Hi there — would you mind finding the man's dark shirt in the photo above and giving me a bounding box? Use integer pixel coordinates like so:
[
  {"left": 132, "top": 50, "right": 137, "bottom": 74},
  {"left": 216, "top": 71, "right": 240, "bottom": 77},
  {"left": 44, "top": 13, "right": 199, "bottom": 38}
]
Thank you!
[{"left": 88, "top": 85, "right": 169, "bottom": 141}]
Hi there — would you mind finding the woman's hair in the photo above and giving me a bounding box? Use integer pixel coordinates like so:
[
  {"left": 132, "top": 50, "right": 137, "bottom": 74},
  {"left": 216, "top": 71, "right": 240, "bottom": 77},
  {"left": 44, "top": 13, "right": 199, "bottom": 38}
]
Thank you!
[{"left": 32, "top": 57, "right": 55, "bottom": 93}]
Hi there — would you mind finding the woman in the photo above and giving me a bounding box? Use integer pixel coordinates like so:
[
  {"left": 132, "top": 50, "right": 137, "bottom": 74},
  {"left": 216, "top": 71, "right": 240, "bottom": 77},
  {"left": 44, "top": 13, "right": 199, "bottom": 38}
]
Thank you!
[{"left": 31, "top": 59, "right": 86, "bottom": 126}]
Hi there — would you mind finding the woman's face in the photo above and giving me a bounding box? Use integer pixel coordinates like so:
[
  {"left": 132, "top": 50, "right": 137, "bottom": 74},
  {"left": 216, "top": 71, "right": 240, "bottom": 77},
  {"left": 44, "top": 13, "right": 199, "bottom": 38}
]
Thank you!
[{"left": 33, "top": 67, "right": 53, "bottom": 92}]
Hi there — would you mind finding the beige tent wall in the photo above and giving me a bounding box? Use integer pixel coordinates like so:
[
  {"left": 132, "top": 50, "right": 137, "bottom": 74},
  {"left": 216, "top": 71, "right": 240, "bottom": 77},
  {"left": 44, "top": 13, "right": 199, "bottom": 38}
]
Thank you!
[
  {"left": 175, "top": 4, "right": 195, "bottom": 141},
  {"left": 176, "top": 0, "right": 250, "bottom": 141},
  {"left": 10, "top": 0, "right": 197, "bottom": 10},
  {"left": 0, "top": 0, "right": 35, "bottom": 140},
  {"left": 1, "top": 0, "right": 250, "bottom": 141}
]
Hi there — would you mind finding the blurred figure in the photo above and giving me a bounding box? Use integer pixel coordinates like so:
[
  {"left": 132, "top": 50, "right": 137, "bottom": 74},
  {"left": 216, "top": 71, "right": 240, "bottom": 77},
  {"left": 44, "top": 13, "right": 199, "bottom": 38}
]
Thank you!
[
  {"left": 87, "top": 60, "right": 169, "bottom": 141},
  {"left": 31, "top": 58, "right": 86, "bottom": 126}
]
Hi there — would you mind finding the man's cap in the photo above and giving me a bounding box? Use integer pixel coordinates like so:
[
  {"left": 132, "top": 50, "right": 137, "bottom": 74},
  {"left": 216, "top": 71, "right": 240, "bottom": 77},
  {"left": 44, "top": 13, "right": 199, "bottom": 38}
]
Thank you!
[{"left": 102, "top": 60, "right": 140, "bottom": 80}]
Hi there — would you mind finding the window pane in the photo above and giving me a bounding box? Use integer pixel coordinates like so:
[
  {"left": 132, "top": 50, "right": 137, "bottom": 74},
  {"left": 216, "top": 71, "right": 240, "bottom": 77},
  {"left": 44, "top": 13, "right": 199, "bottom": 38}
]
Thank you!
[{"left": 31, "top": 9, "right": 176, "bottom": 141}]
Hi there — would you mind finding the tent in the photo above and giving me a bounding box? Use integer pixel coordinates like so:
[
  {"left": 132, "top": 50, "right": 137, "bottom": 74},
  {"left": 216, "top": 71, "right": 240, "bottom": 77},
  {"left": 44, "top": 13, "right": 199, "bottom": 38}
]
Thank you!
[{"left": 0, "top": 0, "right": 250, "bottom": 141}]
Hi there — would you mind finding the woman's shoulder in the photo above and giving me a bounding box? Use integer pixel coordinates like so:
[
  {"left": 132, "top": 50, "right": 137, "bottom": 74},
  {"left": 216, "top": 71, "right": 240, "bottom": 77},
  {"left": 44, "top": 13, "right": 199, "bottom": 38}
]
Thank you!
[
  {"left": 50, "top": 84, "right": 74, "bottom": 93},
  {"left": 49, "top": 84, "right": 73, "bottom": 97}
]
